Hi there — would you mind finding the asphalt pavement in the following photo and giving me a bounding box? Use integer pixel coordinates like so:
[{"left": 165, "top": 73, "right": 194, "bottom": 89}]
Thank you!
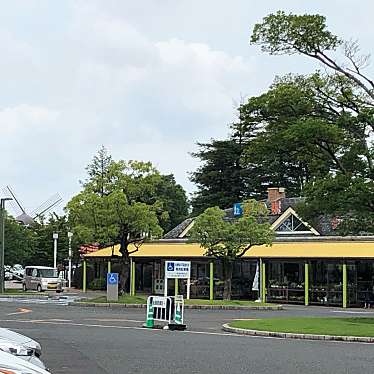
[{"left": 0, "top": 301, "right": 374, "bottom": 373}]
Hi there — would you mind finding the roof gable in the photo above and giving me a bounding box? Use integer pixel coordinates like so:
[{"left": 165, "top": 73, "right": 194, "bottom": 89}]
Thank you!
[{"left": 271, "top": 207, "right": 320, "bottom": 236}]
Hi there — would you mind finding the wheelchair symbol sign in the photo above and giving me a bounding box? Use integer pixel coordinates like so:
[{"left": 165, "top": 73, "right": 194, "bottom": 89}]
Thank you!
[
  {"left": 167, "top": 262, "right": 174, "bottom": 272},
  {"left": 107, "top": 273, "right": 118, "bottom": 285}
]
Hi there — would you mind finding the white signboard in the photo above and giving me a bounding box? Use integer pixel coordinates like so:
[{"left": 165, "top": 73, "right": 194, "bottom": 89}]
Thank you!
[
  {"left": 164, "top": 260, "right": 191, "bottom": 299},
  {"left": 151, "top": 296, "right": 167, "bottom": 308},
  {"left": 165, "top": 261, "right": 191, "bottom": 279}
]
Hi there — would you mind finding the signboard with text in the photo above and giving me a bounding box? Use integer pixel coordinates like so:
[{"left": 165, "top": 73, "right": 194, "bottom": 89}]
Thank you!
[{"left": 165, "top": 261, "right": 191, "bottom": 279}]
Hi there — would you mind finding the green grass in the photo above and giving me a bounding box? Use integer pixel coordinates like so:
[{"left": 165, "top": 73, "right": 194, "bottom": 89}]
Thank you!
[
  {"left": 84, "top": 295, "right": 272, "bottom": 307},
  {"left": 230, "top": 317, "right": 374, "bottom": 337}
]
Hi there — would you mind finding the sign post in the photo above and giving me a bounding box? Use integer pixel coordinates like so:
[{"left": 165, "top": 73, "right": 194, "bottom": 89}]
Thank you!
[
  {"left": 107, "top": 272, "right": 119, "bottom": 302},
  {"left": 164, "top": 261, "right": 191, "bottom": 299}
]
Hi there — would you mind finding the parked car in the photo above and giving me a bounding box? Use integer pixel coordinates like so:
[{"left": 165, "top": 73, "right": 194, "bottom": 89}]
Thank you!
[
  {"left": 0, "top": 327, "right": 42, "bottom": 357},
  {"left": 0, "top": 349, "right": 50, "bottom": 374},
  {"left": 11, "top": 264, "right": 24, "bottom": 281},
  {"left": 0, "top": 337, "right": 46, "bottom": 370},
  {"left": 23, "top": 266, "right": 63, "bottom": 292}
]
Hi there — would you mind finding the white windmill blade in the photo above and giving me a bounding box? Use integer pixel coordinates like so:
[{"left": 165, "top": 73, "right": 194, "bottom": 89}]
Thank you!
[
  {"left": 31, "top": 193, "right": 63, "bottom": 219},
  {"left": 2, "top": 186, "right": 25, "bottom": 217}
]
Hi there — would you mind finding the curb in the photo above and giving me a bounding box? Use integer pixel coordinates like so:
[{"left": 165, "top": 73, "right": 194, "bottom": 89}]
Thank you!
[
  {"left": 0, "top": 294, "right": 49, "bottom": 300},
  {"left": 222, "top": 324, "right": 374, "bottom": 343},
  {"left": 68, "top": 301, "right": 283, "bottom": 311}
]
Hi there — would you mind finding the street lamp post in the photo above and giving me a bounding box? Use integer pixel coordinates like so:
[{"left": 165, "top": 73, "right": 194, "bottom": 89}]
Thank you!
[
  {"left": 67, "top": 232, "right": 73, "bottom": 289},
  {"left": 53, "top": 233, "right": 59, "bottom": 269},
  {"left": 0, "top": 198, "right": 12, "bottom": 293}
]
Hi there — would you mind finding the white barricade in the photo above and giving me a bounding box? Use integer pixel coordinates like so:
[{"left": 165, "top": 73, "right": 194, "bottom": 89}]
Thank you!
[
  {"left": 147, "top": 296, "right": 173, "bottom": 325},
  {"left": 145, "top": 295, "right": 186, "bottom": 329}
]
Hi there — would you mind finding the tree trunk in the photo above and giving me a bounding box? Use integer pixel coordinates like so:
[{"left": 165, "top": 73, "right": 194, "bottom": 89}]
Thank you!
[
  {"left": 119, "top": 240, "right": 130, "bottom": 294},
  {"left": 223, "top": 259, "right": 233, "bottom": 300},
  {"left": 119, "top": 256, "right": 130, "bottom": 294}
]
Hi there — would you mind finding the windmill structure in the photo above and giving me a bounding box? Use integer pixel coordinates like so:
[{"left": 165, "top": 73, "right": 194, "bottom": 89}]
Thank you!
[{"left": 2, "top": 186, "right": 63, "bottom": 226}]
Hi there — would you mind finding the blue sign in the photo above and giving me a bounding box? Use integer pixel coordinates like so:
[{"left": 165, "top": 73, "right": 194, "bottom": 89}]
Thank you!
[
  {"left": 233, "top": 203, "right": 243, "bottom": 217},
  {"left": 167, "top": 262, "right": 175, "bottom": 272},
  {"left": 107, "top": 272, "right": 119, "bottom": 285}
]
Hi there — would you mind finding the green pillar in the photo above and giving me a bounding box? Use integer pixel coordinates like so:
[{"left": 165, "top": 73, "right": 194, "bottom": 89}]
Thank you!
[
  {"left": 304, "top": 262, "right": 309, "bottom": 306},
  {"left": 209, "top": 262, "right": 214, "bottom": 302},
  {"left": 131, "top": 260, "right": 136, "bottom": 296},
  {"left": 261, "top": 261, "right": 266, "bottom": 303},
  {"left": 83, "top": 260, "right": 87, "bottom": 293},
  {"left": 343, "top": 262, "right": 347, "bottom": 308},
  {"left": 175, "top": 279, "right": 179, "bottom": 296},
  {"left": 108, "top": 260, "right": 111, "bottom": 274}
]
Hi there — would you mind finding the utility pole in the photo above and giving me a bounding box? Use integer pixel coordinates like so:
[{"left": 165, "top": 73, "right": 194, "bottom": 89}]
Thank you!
[
  {"left": 53, "top": 233, "right": 59, "bottom": 269},
  {"left": 67, "top": 232, "right": 73, "bottom": 288},
  {"left": 0, "top": 198, "right": 12, "bottom": 293}
]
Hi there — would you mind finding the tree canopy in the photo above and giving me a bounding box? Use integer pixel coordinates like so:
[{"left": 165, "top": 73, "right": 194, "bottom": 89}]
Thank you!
[
  {"left": 66, "top": 148, "right": 188, "bottom": 291},
  {"left": 190, "top": 200, "right": 274, "bottom": 299}
]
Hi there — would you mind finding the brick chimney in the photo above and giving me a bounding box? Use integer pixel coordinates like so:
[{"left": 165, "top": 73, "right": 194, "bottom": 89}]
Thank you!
[{"left": 267, "top": 187, "right": 285, "bottom": 214}]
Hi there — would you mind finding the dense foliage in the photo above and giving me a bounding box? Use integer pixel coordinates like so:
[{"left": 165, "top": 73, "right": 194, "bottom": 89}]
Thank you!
[
  {"left": 66, "top": 147, "right": 188, "bottom": 291},
  {"left": 191, "top": 11, "right": 374, "bottom": 234},
  {"left": 190, "top": 200, "right": 274, "bottom": 299}
]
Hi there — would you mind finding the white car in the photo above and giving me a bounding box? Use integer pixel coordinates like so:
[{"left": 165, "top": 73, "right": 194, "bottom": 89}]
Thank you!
[
  {"left": 0, "top": 328, "right": 41, "bottom": 358},
  {"left": 0, "top": 349, "right": 50, "bottom": 374},
  {"left": 0, "top": 338, "right": 46, "bottom": 370}
]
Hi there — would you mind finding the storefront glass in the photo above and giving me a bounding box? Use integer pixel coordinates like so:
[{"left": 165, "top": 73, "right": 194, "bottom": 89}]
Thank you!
[{"left": 267, "top": 261, "right": 305, "bottom": 303}]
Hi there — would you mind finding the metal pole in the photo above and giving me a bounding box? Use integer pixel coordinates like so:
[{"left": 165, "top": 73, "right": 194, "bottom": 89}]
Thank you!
[
  {"left": 175, "top": 278, "right": 178, "bottom": 296},
  {"left": 68, "top": 232, "right": 73, "bottom": 289},
  {"left": 53, "top": 233, "right": 58, "bottom": 269},
  {"left": 187, "top": 277, "right": 190, "bottom": 300},
  {"left": 0, "top": 198, "right": 12, "bottom": 294}
]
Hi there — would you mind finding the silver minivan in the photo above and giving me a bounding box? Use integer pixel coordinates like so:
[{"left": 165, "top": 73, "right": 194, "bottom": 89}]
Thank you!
[{"left": 23, "top": 266, "right": 63, "bottom": 292}]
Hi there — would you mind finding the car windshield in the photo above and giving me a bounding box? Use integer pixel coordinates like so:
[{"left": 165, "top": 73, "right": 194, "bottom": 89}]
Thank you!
[{"left": 39, "top": 269, "right": 58, "bottom": 278}]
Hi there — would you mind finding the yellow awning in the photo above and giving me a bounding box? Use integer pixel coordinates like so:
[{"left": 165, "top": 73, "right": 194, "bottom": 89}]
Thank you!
[{"left": 84, "top": 241, "right": 374, "bottom": 259}]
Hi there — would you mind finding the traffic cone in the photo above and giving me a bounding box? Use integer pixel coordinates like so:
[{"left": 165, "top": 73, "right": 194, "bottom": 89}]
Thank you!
[
  {"left": 175, "top": 302, "right": 182, "bottom": 325},
  {"left": 146, "top": 301, "right": 154, "bottom": 328}
]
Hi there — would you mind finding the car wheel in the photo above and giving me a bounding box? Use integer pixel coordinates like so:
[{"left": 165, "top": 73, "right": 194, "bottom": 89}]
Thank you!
[
  {"left": 37, "top": 285, "right": 42, "bottom": 292},
  {"left": 22, "top": 283, "right": 27, "bottom": 292},
  {"left": 56, "top": 290, "right": 62, "bottom": 293}
]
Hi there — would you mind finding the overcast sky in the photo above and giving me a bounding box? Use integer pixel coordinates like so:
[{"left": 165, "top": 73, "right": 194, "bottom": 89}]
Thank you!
[{"left": 1, "top": 0, "right": 374, "bottom": 215}]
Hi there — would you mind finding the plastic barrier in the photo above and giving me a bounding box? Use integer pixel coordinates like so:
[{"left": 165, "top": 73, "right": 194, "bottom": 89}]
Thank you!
[{"left": 145, "top": 295, "right": 186, "bottom": 330}]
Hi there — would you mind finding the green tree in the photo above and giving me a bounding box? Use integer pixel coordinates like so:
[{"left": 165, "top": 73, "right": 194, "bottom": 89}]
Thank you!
[
  {"left": 4, "top": 215, "right": 37, "bottom": 266},
  {"left": 67, "top": 152, "right": 166, "bottom": 292},
  {"left": 30, "top": 214, "right": 73, "bottom": 267},
  {"left": 249, "top": 11, "right": 374, "bottom": 233},
  {"left": 153, "top": 175, "right": 189, "bottom": 232},
  {"left": 251, "top": 11, "right": 374, "bottom": 102},
  {"left": 190, "top": 200, "right": 274, "bottom": 300},
  {"left": 190, "top": 135, "right": 256, "bottom": 215}
]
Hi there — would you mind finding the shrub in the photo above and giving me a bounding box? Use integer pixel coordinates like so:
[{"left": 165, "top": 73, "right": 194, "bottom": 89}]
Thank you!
[{"left": 89, "top": 277, "right": 106, "bottom": 290}]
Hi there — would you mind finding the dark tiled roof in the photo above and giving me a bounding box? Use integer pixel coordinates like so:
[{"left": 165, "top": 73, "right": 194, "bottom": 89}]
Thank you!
[
  {"left": 163, "top": 218, "right": 194, "bottom": 239},
  {"left": 164, "top": 197, "right": 317, "bottom": 239}
]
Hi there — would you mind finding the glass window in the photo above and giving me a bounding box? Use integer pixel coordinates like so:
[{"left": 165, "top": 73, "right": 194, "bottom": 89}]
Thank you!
[{"left": 38, "top": 269, "right": 58, "bottom": 278}]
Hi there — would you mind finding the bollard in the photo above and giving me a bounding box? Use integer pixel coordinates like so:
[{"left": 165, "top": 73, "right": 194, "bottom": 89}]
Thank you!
[{"left": 146, "top": 300, "right": 154, "bottom": 328}]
